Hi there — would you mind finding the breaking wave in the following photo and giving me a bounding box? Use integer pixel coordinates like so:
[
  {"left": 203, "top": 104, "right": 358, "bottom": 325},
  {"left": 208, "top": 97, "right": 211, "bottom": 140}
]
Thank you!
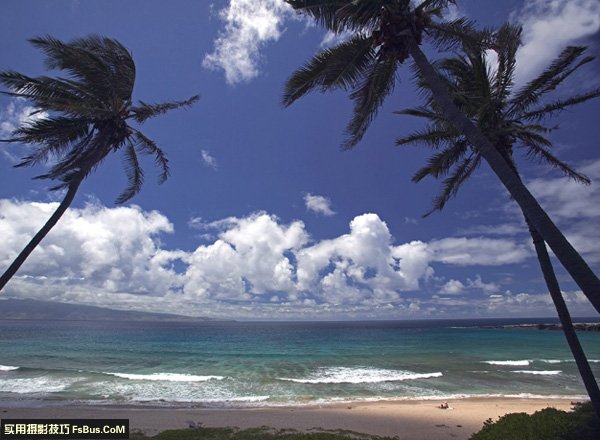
[{"left": 279, "top": 367, "right": 443, "bottom": 384}]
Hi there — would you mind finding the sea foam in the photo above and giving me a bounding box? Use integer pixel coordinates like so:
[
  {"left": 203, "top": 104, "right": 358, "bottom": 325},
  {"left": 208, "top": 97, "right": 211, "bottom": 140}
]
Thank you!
[
  {"left": 512, "top": 370, "right": 562, "bottom": 376},
  {"left": 0, "top": 365, "right": 19, "bottom": 371},
  {"left": 0, "top": 377, "right": 73, "bottom": 393},
  {"left": 484, "top": 360, "right": 530, "bottom": 366},
  {"left": 279, "top": 367, "right": 443, "bottom": 384},
  {"left": 105, "top": 372, "right": 224, "bottom": 382}
]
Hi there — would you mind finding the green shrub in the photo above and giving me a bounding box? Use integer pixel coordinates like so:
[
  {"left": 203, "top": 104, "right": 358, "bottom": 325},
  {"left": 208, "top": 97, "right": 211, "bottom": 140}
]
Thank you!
[{"left": 469, "top": 403, "right": 599, "bottom": 440}]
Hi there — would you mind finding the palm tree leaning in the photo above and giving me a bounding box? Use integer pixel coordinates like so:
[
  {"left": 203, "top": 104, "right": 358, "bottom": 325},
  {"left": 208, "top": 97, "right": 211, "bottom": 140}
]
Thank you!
[
  {"left": 0, "top": 35, "right": 199, "bottom": 292},
  {"left": 282, "top": 0, "right": 600, "bottom": 312},
  {"left": 395, "top": 23, "right": 600, "bottom": 416}
]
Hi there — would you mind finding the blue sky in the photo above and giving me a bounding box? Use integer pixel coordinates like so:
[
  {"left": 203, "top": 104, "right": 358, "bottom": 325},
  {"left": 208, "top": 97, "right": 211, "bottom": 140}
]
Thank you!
[{"left": 0, "top": 0, "right": 599, "bottom": 320}]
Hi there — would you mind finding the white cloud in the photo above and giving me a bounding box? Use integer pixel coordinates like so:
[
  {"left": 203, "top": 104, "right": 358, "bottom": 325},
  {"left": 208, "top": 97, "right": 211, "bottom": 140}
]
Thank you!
[
  {"left": 457, "top": 223, "right": 525, "bottom": 237},
  {"left": 0, "top": 99, "right": 49, "bottom": 162},
  {"left": 304, "top": 193, "right": 336, "bottom": 216},
  {"left": 466, "top": 275, "right": 501, "bottom": 295},
  {"left": 429, "top": 237, "right": 530, "bottom": 266},
  {"left": 528, "top": 160, "right": 600, "bottom": 222},
  {"left": 526, "top": 158, "right": 600, "bottom": 263},
  {"left": 480, "top": 289, "right": 592, "bottom": 316},
  {"left": 440, "top": 279, "right": 465, "bottom": 294},
  {"left": 296, "top": 214, "right": 412, "bottom": 300},
  {"left": 0, "top": 200, "right": 181, "bottom": 301},
  {"left": 203, "top": 0, "right": 294, "bottom": 84},
  {"left": 319, "top": 29, "right": 354, "bottom": 48},
  {"left": 3, "top": 200, "right": 589, "bottom": 319},
  {"left": 183, "top": 212, "right": 308, "bottom": 301},
  {"left": 443, "top": 2, "right": 465, "bottom": 21},
  {"left": 201, "top": 149, "right": 218, "bottom": 170},
  {"left": 513, "top": 0, "right": 600, "bottom": 86}
]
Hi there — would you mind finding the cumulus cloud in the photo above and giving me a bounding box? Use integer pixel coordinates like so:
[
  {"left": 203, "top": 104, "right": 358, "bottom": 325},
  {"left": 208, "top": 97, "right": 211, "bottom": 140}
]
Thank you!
[
  {"left": 0, "top": 200, "right": 182, "bottom": 302},
  {"left": 513, "top": 0, "right": 600, "bottom": 86},
  {"left": 304, "top": 193, "right": 336, "bottom": 216},
  {"left": 183, "top": 212, "right": 308, "bottom": 301},
  {"left": 440, "top": 274, "right": 500, "bottom": 296},
  {"left": 440, "top": 279, "right": 465, "bottom": 294},
  {"left": 2, "top": 200, "right": 588, "bottom": 319},
  {"left": 203, "top": 0, "right": 294, "bottom": 84},
  {"left": 466, "top": 275, "right": 501, "bottom": 295}
]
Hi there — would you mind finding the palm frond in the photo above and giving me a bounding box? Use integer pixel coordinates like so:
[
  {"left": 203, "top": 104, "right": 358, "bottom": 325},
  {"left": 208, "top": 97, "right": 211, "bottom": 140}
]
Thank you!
[
  {"left": 427, "top": 17, "right": 490, "bottom": 52},
  {"left": 116, "top": 141, "right": 144, "bottom": 204},
  {"left": 285, "top": 1, "right": 349, "bottom": 33},
  {"left": 425, "top": 154, "right": 481, "bottom": 215},
  {"left": 518, "top": 138, "right": 591, "bottom": 185},
  {"left": 131, "top": 129, "right": 169, "bottom": 184},
  {"left": 35, "top": 133, "right": 111, "bottom": 185},
  {"left": 130, "top": 95, "right": 199, "bottom": 123},
  {"left": 9, "top": 116, "right": 90, "bottom": 154},
  {"left": 395, "top": 106, "right": 438, "bottom": 119},
  {"left": 14, "top": 137, "right": 83, "bottom": 170},
  {"left": 29, "top": 35, "right": 136, "bottom": 104},
  {"left": 520, "top": 88, "right": 600, "bottom": 121},
  {"left": 334, "top": 0, "right": 391, "bottom": 33},
  {"left": 283, "top": 35, "right": 375, "bottom": 106},
  {"left": 415, "top": 0, "right": 456, "bottom": 11},
  {"left": 490, "top": 23, "right": 521, "bottom": 102},
  {"left": 0, "top": 33, "right": 196, "bottom": 215},
  {"left": 510, "top": 46, "right": 593, "bottom": 114},
  {"left": 395, "top": 126, "right": 456, "bottom": 148},
  {"left": 344, "top": 55, "right": 397, "bottom": 149},
  {"left": 0, "top": 71, "right": 104, "bottom": 115},
  {"left": 286, "top": 0, "right": 396, "bottom": 33},
  {"left": 411, "top": 139, "right": 469, "bottom": 181}
]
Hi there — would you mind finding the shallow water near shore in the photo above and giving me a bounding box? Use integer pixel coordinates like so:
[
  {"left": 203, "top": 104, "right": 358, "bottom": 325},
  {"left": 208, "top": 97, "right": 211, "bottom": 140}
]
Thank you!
[{"left": 1, "top": 318, "right": 599, "bottom": 407}]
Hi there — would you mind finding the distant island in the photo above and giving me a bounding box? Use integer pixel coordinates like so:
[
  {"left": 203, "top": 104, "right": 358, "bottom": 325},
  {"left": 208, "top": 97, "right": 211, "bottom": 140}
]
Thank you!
[{"left": 0, "top": 298, "right": 217, "bottom": 322}]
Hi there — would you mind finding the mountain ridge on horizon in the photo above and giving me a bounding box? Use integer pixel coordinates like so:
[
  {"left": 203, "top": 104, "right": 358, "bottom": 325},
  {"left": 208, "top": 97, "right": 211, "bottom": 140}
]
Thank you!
[{"left": 0, "top": 298, "right": 218, "bottom": 322}]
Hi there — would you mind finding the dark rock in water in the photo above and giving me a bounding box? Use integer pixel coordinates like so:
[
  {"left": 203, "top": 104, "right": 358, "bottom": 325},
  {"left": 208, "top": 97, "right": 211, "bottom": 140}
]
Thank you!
[
  {"left": 535, "top": 323, "right": 600, "bottom": 332},
  {"left": 478, "top": 323, "right": 600, "bottom": 331}
]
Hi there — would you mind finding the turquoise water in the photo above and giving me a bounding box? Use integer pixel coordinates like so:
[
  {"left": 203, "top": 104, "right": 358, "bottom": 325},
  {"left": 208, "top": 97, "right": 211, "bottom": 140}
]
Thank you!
[{"left": 1, "top": 319, "right": 599, "bottom": 407}]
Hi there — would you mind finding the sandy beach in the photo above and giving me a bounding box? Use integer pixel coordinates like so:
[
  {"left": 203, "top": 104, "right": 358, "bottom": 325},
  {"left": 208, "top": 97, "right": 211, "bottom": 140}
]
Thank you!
[{"left": 1, "top": 398, "right": 579, "bottom": 439}]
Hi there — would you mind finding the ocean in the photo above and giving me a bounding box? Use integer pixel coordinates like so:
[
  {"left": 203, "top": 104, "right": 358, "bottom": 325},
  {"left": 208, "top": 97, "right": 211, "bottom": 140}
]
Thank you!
[{"left": 1, "top": 318, "right": 599, "bottom": 408}]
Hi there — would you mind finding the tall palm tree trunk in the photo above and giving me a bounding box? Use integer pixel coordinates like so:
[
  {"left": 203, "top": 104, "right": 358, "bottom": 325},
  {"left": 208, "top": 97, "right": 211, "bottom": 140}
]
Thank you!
[
  {"left": 526, "top": 219, "right": 600, "bottom": 417},
  {"left": 0, "top": 179, "right": 82, "bottom": 291},
  {"left": 406, "top": 40, "right": 600, "bottom": 313}
]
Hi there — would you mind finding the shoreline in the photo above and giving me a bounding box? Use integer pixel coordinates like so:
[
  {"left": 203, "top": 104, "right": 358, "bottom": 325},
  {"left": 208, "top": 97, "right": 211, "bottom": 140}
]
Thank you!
[{"left": 0, "top": 397, "right": 582, "bottom": 440}]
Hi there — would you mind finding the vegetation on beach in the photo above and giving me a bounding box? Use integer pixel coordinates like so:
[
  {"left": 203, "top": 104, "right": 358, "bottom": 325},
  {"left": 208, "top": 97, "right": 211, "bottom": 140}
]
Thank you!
[{"left": 469, "top": 402, "right": 600, "bottom": 440}]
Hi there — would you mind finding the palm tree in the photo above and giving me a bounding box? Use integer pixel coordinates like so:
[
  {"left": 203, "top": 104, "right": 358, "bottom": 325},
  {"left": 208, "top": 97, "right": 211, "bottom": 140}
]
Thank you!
[
  {"left": 0, "top": 35, "right": 199, "bottom": 291},
  {"left": 395, "top": 23, "right": 600, "bottom": 416},
  {"left": 282, "top": 0, "right": 600, "bottom": 312}
]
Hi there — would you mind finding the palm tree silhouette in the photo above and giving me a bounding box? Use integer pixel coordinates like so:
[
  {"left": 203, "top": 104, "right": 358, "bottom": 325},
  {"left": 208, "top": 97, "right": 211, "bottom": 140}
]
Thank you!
[
  {"left": 0, "top": 35, "right": 199, "bottom": 291},
  {"left": 395, "top": 23, "right": 600, "bottom": 416},
  {"left": 283, "top": 0, "right": 600, "bottom": 312}
]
